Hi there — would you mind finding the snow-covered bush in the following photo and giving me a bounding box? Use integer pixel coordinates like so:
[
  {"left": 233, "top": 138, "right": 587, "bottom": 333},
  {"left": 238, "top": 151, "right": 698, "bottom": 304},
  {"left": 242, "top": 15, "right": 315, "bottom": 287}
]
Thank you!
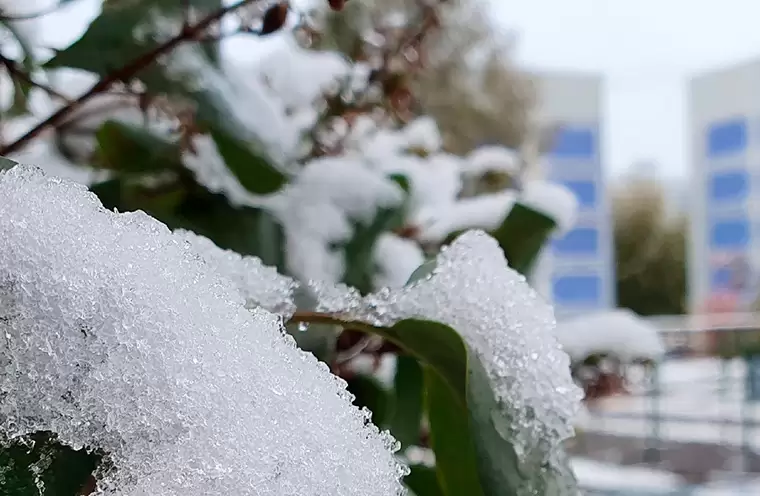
[
  {"left": 1, "top": 0, "right": 586, "bottom": 494},
  {"left": 555, "top": 309, "right": 665, "bottom": 400}
]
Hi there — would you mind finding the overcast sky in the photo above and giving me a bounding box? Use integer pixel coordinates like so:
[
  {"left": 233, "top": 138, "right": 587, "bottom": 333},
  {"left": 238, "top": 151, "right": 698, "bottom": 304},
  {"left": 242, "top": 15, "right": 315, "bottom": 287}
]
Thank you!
[
  {"left": 490, "top": 0, "right": 760, "bottom": 179},
  {"left": 14, "top": 0, "right": 760, "bottom": 180}
]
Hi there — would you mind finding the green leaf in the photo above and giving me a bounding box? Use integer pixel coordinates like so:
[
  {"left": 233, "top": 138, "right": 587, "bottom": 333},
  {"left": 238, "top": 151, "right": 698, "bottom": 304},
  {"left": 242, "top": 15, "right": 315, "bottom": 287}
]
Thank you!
[
  {"left": 209, "top": 128, "right": 286, "bottom": 195},
  {"left": 406, "top": 258, "right": 436, "bottom": 285},
  {"left": 45, "top": 0, "right": 222, "bottom": 75},
  {"left": 0, "top": 431, "right": 101, "bottom": 496},
  {"left": 0, "top": 18, "right": 36, "bottom": 116},
  {"left": 345, "top": 374, "right": 392, "bottom": 428},
  {"left": 0, "top": 155, "right": 19, "bottom": 170},
  {"left": 388, "top": 355, "right": 424, "bottom": 448},
  {"left": 292, "top": 311, "right": 580, "bottom": 495},
  {"left": 425, "top": 367, "right": 484, "bottom": 496},
  {"left": 465, "top": 356, "right": 579, "bottom": 496},
  {"left": 427, "top": 349, "right": 578, "bottom": 496},
  {"left": 404, "top": 464, "right": 445, "bottom": 496},
  {"left": 491, "top": 203, "right": 556, "bottom": 276},
  {"left": 303, "top": 317, "right": 468, "bottom": 404},
  {"left": 343, "top": 174, "right": 410, "bottom": 294},
  {"left": 95, "top": 120, "right": 181, "bottom": 173}
]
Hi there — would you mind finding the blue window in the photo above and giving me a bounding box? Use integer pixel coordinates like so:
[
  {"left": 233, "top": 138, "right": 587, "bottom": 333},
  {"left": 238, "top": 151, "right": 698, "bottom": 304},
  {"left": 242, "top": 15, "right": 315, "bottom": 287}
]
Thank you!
[
  {"left": 552, "top": 274, "right": 601, "bottom": 305},
  {"left": 707, "top": 118, "right": 747, "bottom": 157},
  {"left": 710, "top": 266, "right": 733, "bottom": 290},
  {"left": 709, "top": 218, "right": 750, "bottom": 249},
  {"left": 552, "top": 227, "right": 599, "bottom": 256},
  {"left": 549, "top": 126, "right": 595, "bottom": 159},
  {"left": 561, "top": 180, "right": 597, "bottom": 209},
  {"left": 709, "top": 170, "right": 749, "bottom": 203}
]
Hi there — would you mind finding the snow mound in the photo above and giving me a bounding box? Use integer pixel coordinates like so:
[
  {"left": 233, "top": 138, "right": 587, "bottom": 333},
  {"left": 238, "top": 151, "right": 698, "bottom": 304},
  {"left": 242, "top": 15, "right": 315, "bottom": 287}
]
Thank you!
[
  {"left": 0, "top": 165, "right": 406, "bottom": 495},
  {"left": 555, "top": 309, "right": 666, "bottom": 362},
  {"left": 311, "top": 230, "right": 582, "bottom": 463}
]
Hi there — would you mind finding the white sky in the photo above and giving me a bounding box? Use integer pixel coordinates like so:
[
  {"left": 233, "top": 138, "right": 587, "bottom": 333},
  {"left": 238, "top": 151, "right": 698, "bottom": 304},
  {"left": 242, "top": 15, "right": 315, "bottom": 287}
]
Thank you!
[
  {"left": 490, "top": 0, "right": 760, "bottom": 179},
  {"left": 11, "top": 0, "right": 760, "bottom": 180}
]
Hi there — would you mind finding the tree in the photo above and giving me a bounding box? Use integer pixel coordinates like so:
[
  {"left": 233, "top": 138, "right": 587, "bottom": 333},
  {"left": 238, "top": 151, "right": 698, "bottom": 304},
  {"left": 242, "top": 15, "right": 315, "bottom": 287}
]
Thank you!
[
  {"left": 313, "top": 0, "right": 535, "bottom": 154},
  {"left": 613, "top": 177, "right": 687, "bottom": 316},
  {"left": 0, "top": 1, "right": 583, "bottom": 494}
]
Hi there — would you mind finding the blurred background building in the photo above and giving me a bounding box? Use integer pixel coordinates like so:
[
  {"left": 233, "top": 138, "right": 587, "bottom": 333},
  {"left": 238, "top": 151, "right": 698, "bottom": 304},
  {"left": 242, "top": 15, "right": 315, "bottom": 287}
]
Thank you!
[
  {"left": 688, "top": 60, "right": 760, "bottom": 316},
  {"left": 532, "top": 71, "right": 617, "bottom": 316}
]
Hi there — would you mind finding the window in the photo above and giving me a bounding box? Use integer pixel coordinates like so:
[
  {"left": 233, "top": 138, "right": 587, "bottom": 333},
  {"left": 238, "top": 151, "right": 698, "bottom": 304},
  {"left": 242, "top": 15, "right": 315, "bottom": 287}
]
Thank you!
[
  {"left": 549, "top": 126, "right": 596, "bottom": 159},
  {"left": 709, "top": 217, "right": 750, "bottom": 249},
  {"left": 707, "top": 118, "right": 747, "bottom": 157},
  {"left": 552, "top": 274, "right": 601, "bottom": 305},
  {"left": 710, "top": 266, "right": 733, "bottom": 290},
  {"left": 561, "top": 180, "right": 597, "bottom": 209},
  {"left": 708, "top": 170, "right": 749, "bottom": 203},
  {"left": 552, "top": 227, "right": 599, "bottom": 256}
]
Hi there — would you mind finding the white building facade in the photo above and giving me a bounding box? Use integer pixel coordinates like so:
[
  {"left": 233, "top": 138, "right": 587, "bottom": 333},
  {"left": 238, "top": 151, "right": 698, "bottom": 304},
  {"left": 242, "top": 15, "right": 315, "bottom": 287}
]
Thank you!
[
  {"left": 531, "top": 71, "right": 616, "bottom": 317},
  {"left": 688, "top": 61, "right": 760, "bottom": 313}
]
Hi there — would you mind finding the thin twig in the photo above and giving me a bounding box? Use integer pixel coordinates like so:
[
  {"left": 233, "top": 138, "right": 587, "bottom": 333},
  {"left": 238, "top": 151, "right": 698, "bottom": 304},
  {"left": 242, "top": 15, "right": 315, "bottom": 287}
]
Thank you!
[
  {"left": 0, "top": 0, "right": 258, "bottom": 155},
  {"left": 335, "top": 335, "right": 373, "bottom": 364},
  {"left": 0, "top": 53, "right": 71, "bottom": 103}
]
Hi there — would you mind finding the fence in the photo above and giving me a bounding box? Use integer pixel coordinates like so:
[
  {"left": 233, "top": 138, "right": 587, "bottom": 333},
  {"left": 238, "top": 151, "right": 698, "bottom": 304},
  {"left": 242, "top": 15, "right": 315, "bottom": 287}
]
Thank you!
[{"left": 574, "top": 313, "right": 760, "bottom": 495}]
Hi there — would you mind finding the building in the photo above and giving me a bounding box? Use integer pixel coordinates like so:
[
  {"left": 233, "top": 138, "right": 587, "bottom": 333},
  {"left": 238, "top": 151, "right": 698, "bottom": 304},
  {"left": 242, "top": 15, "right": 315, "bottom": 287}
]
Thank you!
[
  {"left": 688, "top": 60, "right": 760, "bottom": 314},
  {"left": 530, "top": 71, "right": 616, "bottom": 317}
]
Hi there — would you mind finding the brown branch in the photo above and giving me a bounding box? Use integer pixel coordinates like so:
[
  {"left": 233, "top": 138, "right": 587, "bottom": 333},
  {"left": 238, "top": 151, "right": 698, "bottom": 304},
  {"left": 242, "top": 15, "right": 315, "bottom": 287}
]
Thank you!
[
  {"left": 0, "top": 0, "right": 258, "bottom": 156},
  {"left": 0, "top": 53, "right": 71, "bottom": 103}
]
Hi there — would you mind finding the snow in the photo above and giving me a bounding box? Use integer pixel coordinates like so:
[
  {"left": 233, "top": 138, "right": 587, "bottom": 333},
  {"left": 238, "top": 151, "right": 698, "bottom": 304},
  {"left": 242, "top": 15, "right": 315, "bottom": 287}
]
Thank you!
[
  {"left": 555, "top": 309, "right": 666, "bottom": 362},
  {"left": 402, "top": 116, "right": 442, "bottom": 153},
  {"left": 181, "top": 135, "right": 266, "bottom": 208},
  {"left": 415, "top": 191, "right": 517, "bottom": 244},
  {"left": 255, "top": 36, "right": 352, "bottom": 112},
  {"left": 520, "top": 180, "right": 579, "bottom": 234},
  {"left": 311, "top": 230, "right": 582, "bottom": 481},
  {"left": 0, "top": 165, "right": 407, "bottom": 495},
  {"left": 463, "top": 145, "right": 522, "bottom": 177},
  {"left": 576, "top": 357, "right": 760, "bottom": 447},
  {"left": 166, "top": 44, "right": 298, "bottom": 166},
  {"left": 373, "top": 233, "right": 426, "bottom": 289},
  {"left": 172, "top": 229, "right": 298, "bottom": 318},
  {"left": 267, "top": 156, "right": 405, "bottom": 283}
]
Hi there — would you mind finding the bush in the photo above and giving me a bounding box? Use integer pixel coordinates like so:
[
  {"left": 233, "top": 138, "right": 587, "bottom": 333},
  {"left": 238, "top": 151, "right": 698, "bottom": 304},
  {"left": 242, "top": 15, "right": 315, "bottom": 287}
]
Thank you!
[{"left": 0, "top": 1, "right": 583, "bottom": 494}]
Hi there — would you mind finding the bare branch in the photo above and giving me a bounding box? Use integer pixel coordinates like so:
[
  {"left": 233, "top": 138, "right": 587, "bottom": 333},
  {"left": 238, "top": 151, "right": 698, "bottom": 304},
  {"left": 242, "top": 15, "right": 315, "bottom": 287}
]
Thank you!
[
  {"left": 0, "top": 53, "right": 72, "bottom": 103},
  {"left": 0, "top": 0, "right": 259, "bottom": 155}
]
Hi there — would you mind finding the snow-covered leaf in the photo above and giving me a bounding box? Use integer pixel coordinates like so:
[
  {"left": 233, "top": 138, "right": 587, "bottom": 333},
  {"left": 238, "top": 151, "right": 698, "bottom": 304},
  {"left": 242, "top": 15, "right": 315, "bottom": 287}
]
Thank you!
[
  {"left": 555, "top": 309, "right": 666, "bottom": 362},
  {"left": 0, "top": 164, "right": 407, "bottom": 495},
  {"left": 343, "top": 174, "right": 410, "bottom": 294},
  {"left": 492, "top": 203, "right": 557, "bottom": 276},
  {"left": 311, "top": 231, "right": 583, "bottom": 494}
]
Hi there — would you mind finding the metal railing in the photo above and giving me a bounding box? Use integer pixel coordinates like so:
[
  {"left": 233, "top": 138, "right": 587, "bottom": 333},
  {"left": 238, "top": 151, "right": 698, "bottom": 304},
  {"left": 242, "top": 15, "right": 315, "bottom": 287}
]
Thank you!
[{"left": 575, "top": 313, "right": 760, "bottom": 495}]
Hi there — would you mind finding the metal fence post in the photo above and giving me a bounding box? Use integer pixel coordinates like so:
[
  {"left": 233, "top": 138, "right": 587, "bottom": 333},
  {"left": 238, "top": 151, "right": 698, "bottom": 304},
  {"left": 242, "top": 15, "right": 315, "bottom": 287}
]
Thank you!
[{"left": 644, "top": 364, "right": 661, "bottom": 464}]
